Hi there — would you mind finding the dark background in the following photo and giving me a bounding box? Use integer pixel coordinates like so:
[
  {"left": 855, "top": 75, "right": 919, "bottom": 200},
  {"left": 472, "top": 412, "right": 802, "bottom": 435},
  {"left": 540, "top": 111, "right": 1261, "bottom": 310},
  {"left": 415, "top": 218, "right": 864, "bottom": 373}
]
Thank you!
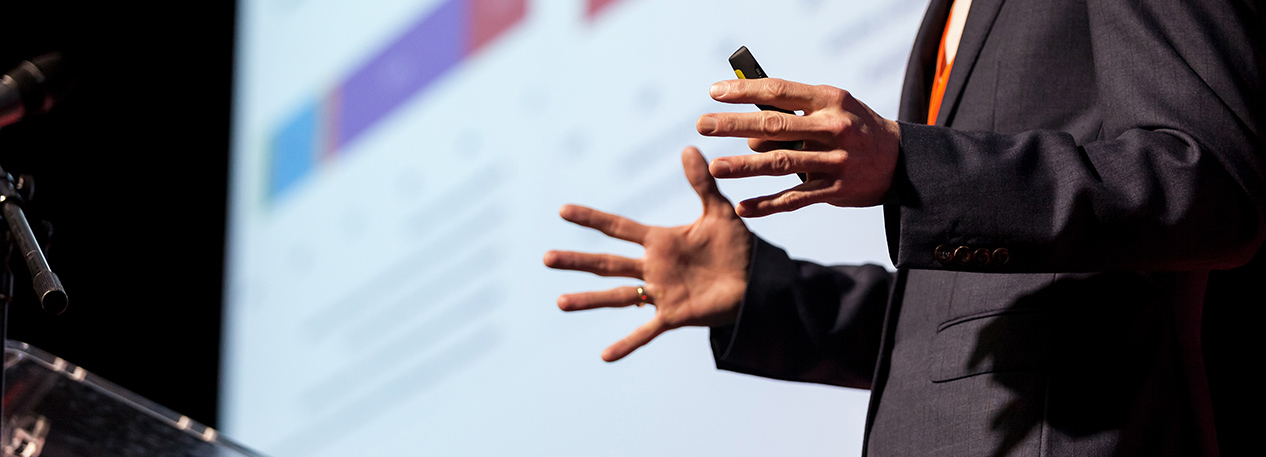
[
  {"left": 1, "top": 2, "right": 235, "bottom": 426},
  {"left": 0, "top": 1, "right": 1257, "bottom": 454}
]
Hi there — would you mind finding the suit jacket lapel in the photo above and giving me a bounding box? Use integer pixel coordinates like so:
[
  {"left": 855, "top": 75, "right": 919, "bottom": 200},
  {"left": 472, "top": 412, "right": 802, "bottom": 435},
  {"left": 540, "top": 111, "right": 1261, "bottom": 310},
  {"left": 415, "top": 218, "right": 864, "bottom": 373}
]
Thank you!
[
  {"left": 934, "top": 0, "right": 1006, "bottom": 126},
  {"left": 897, "top": 0, "right": 953, "bottom": 124}
]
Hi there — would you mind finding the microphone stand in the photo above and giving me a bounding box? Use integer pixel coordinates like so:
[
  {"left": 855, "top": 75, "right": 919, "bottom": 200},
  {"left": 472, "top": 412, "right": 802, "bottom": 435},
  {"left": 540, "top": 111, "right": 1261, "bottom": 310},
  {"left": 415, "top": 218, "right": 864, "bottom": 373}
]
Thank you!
[{"left": 0, "top": 163, "right": 65, "bottom": 428}]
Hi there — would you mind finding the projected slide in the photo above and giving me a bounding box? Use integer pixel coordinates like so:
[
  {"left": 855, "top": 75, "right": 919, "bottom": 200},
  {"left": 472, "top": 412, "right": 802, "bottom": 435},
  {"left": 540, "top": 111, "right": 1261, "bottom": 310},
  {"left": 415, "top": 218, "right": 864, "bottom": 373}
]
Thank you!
[{"left": 225, "top": 0, "right": 925, "bottom": 456}]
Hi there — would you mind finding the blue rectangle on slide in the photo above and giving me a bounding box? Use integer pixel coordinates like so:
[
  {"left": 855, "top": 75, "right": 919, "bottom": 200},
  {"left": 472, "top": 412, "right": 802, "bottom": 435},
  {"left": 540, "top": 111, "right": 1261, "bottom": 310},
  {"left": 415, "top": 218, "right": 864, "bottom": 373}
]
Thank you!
[{"left": 270, "top": 100, "right": 320, "bottom": 199}]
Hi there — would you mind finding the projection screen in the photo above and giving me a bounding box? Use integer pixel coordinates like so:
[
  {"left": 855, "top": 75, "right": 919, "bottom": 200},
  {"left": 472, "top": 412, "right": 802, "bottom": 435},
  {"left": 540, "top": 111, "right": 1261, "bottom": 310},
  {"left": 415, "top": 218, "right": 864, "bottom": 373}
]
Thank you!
[{"left": 224, "top": 0, "right": 922, "bottom": 455}]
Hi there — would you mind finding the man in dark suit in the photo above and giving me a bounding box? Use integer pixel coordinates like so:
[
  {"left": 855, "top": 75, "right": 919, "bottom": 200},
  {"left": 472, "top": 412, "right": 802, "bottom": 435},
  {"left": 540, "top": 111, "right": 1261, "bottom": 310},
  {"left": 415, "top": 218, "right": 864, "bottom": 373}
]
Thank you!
[{"left": 545, "top": 0, "right": 1265, "bottom": 455}]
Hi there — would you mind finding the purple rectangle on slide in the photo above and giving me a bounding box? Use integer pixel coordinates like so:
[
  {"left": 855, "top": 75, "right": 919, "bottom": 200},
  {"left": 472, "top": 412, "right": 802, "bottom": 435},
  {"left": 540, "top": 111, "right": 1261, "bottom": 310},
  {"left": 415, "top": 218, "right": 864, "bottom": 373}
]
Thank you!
[{"left": 336, "top": 0, "right": 467, "bottom": 150}]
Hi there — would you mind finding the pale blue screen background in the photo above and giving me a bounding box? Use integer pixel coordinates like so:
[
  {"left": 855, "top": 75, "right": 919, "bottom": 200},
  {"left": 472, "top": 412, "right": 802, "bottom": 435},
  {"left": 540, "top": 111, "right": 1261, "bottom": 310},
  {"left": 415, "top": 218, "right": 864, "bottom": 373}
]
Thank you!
[{"left": 223, "top": 0, "right": 923, "bottom": 455}]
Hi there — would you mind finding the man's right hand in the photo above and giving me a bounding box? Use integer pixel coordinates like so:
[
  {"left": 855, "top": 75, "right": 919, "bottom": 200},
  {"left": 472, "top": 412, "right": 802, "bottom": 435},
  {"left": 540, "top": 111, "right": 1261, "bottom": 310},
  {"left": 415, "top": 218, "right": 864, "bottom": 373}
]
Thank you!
[{"left": 544, "top": 147, "right": 752, "bottom": 362}]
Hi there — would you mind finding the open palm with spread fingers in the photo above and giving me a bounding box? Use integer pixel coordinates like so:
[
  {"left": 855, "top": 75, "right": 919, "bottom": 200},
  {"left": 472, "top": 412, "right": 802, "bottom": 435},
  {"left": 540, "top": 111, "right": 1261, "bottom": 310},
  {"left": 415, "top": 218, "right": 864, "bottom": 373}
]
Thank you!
[
  {"left": 544, "top": 147, "right": 752, "bottom": 362},
  {"left": 697, "top": 78, "right": 901, "bottom": 217}
]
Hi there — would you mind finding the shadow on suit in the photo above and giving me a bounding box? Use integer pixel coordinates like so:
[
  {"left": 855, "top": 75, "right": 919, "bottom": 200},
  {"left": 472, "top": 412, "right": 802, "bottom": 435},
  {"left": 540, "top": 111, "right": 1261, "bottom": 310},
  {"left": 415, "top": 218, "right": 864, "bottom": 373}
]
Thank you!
[{"left": 966, "top": 273, "right": 1196, "bottom": 457}]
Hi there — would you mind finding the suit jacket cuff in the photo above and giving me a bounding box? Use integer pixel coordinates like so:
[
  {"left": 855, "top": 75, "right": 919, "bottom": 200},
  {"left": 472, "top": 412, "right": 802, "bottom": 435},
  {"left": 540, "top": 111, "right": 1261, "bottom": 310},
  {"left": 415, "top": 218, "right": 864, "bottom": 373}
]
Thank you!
[
  {"left": 886, "top": 121, "right": 1022, "bottom": 271},
  {"left": 709, "top": 236, "right": 810, "bottom": 379}
]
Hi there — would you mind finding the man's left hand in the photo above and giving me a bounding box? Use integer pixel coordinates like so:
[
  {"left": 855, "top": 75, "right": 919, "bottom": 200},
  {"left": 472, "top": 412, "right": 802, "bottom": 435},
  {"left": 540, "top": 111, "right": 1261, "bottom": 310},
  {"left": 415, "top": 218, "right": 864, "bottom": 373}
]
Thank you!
[{"left": 697, "top": 78, "right": 901, "bottom": 217}]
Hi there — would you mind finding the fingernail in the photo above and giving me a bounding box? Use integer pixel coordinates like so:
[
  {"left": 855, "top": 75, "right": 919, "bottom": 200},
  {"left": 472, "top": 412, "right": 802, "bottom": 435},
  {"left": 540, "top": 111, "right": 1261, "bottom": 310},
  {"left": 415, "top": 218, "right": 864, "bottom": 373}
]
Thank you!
[
  {"left": 697, "top": 116, "right": 718, "bottom": 134},
  {"left": 711, "top": 159, "right": 731, "bottom": 175},
  {"left": 710, "top": 82, "right": 728, "bottom": 98}
]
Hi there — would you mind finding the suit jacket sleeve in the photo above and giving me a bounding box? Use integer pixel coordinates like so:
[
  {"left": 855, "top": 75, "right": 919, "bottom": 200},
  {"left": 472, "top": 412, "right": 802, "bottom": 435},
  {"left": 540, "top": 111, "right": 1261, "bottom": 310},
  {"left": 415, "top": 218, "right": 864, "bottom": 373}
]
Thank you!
[
  {"left": 709, "top": 236, "right": 893, "bottom": 389},
  {"left": 887, "top": 0, "right": 1266, "bottom": 272}
]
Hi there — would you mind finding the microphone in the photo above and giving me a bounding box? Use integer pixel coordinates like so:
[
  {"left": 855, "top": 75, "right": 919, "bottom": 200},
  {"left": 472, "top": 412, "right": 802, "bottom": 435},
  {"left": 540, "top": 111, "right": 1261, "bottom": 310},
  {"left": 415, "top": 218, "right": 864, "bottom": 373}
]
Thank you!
[
  {"left": 0, "top": 53, "right": 69, "bottom": 313},
  {"left": 0, "top": 53, "right": 69, "bottom": 128}
]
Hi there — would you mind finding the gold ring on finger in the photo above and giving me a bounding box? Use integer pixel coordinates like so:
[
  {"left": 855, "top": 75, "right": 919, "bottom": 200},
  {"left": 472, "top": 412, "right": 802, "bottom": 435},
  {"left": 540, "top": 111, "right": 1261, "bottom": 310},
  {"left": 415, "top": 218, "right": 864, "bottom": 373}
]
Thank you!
[{"left": 636, "top": 285, "right": 651, "bottom": 307}]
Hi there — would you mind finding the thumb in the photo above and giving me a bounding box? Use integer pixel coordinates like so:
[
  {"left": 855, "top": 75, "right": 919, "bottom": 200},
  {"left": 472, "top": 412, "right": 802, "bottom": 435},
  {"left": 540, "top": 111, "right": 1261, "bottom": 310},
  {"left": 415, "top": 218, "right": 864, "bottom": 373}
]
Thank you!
[{"left": 681, "top": 146, "right": 732, "bottom": 215}]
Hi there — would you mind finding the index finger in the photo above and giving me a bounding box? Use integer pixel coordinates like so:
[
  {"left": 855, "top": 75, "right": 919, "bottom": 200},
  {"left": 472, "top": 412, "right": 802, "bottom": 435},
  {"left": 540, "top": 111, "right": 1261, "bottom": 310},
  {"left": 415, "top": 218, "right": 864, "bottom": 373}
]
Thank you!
[
  {"left": 559, "top": 204, "right": 650, "bottom": 243},
  {"left": 709, "top": 79, "right": 832, "bottom": 112}
]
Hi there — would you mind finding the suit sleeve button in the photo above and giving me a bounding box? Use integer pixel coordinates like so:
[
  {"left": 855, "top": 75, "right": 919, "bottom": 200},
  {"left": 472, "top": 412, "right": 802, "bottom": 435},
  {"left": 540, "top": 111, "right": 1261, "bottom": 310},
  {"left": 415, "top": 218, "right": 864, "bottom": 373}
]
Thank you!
[
  {"left": 934, "top": 245, "right": 954, "bottom": 264},
  {"left": 973, "top": 248, "right": 992, "bottom": 266},
  {"left": 992, "top": 247, "right": 1010, "bottom": 266},
  {"left": 953, "top": 246, "right": 973, "bottom": 265}
]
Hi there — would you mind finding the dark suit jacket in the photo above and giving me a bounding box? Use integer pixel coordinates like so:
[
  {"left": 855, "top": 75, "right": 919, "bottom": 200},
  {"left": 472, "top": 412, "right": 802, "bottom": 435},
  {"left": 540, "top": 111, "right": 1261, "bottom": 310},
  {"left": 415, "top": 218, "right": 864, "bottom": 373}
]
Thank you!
[{"left": 710, "top": 0, "right": 1266, "bottom": 456}]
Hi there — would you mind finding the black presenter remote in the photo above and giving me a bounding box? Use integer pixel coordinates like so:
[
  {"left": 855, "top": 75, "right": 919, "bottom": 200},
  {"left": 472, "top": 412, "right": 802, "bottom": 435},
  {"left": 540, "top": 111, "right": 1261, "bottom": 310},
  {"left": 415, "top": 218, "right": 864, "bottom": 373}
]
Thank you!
[{"left": 727, "top": 46, "right": 806, "bottom": 182}]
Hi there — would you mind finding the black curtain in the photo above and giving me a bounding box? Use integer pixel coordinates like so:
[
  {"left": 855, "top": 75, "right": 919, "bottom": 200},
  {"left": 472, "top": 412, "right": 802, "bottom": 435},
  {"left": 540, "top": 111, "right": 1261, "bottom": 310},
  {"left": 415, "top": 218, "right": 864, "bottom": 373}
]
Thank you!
[{"left": 0, "top": 1, "right": 234, "bottom": 427}]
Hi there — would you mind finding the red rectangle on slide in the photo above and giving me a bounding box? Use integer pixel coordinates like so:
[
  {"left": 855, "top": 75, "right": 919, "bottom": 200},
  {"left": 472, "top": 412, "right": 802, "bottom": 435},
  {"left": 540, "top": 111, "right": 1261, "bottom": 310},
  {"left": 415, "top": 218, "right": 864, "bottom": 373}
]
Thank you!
[
  {"left": 586, "top": 0, "right": 622, "bottom": 20},
  {"left": 468, "top": 0, "right": 527, "bottom": 54}
]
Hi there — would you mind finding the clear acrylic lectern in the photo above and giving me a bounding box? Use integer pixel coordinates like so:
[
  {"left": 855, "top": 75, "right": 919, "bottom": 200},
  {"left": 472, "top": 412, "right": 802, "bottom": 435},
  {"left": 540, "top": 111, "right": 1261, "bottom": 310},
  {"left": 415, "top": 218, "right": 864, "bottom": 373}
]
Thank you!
[{"left": 3, "top": 340, "right": 266, "bottom": 457}]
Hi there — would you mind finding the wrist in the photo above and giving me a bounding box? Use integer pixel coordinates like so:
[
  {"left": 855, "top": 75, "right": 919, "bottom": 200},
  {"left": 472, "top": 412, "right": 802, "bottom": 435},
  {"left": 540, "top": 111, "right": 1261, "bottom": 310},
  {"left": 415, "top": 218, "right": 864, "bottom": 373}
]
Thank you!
[{"left": 878, "top": 119, "right": 905, "bottom": 206}]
